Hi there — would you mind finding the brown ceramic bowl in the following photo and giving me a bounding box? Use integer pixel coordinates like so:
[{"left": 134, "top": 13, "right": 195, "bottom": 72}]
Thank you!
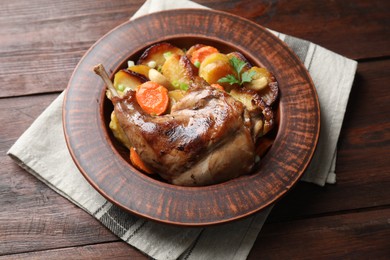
[{"left": 63, "top": 9, "right": 320, "bottom": 226}]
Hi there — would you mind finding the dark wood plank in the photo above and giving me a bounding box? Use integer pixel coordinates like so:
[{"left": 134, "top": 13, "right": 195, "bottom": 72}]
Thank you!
[
  {"left": 249, "top": 208, "right": 390, "bottom": 259},
  {"left": 0, "top": 241, "right": 145, "bottom": 260},
  {"left": 0, "top": 0, "right": 144, "bottom": 98},
  {"left": 0, "top": 154, "right": 121, "bottom": 256},
  {"left": 1, "top": 0, "right": 389, "bottom": 258},
  {"left": 341, "top": 59, "right": 390, "bottom": 128},
  {"left": 1, "top": 0, "right": 389, "bottom": 97},
  {"left": 1, "top": 57, "right": 389, "bottom": 254},
  {"left": 0, "top": 95, "right": 119, "bottom": 255},
  {"left": 256, "top": 59, "right": 390, "bottom": 221},
  {"left": 1, "top": 208, "right": 388, "bottom": 259},
  {"left": 198, "top": 0, "right": 390, "bottom": 59},
  {"left": 0, "top": 94, "right": 57, "bottom": 146}
]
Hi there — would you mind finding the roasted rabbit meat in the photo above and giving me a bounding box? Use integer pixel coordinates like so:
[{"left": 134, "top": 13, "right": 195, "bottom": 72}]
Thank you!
[
  {"left": 113, "top": 77, "right": 255, "bottom": 186},
  {"left": 93, "top": 42, "right": 279, "bottom": 186}
]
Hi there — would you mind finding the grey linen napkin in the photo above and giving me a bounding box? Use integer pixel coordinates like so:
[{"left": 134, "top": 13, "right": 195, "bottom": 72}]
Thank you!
[{"left": 7, "top": 0, "right": 357, "bottom": 259}]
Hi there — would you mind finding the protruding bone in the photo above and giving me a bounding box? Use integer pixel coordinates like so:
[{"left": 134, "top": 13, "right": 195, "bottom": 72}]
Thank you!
[{"left": 93, "top": 64, "right": 118, "bottom": 97}]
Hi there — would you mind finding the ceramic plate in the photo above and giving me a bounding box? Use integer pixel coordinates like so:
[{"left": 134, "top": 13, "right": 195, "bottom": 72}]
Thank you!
[{"left": 63, "top": 9, "right": 320, "bottom": 226}]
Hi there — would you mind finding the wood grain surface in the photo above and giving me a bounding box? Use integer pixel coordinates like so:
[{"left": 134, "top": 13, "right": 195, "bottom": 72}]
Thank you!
[{"left": 1, "top": 0, "right": 389, "bottom": 258}]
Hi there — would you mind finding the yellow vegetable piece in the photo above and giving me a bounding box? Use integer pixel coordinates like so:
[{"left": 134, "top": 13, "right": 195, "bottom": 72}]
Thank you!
[
  {"left": 113, "top": 70, "right": 145, "bottom": 92},
  {"left": 199, "top": 53, "right": 235, "bottom": 88},
  {"left": 109, "top": 111, "right": 132, "bottom": 149},
  {"left": 161, "top": 54, "right": 195, "bottom": 88},
  {"left": 168, "top": 89, "right": 186, "bottom": 103},
  {"left": 128, "top": 65, "right": 150, "bottom": 78},
  {"left": 244, "top": 67, "right": 272, "bottom": 91}
]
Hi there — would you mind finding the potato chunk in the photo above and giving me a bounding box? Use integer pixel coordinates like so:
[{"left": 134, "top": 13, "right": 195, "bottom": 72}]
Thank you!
[
  {"left": 110, "top": 69, "right": 148, "bottom": 99},
  {"left": 168, "top": 89, "right": 186, "bottom": 102},
  {"left": 229, "top": 88, "right": 259, "bottom": 112},
  {"left": 198, "top": 53, "right": 236, "bottom": 89},
  {"left": 137, "top": 42, "right": 184, "bottom": 68},
  {"left": 161, "top": 54, "right": 196, "bottom": 88},
  {"left": 244, "top": 67, "right": 271, "bottom": 91},
  {"left": 243, "top": 67, "right": 278, "bottom": 106},
  {"left": 109, "top": 111, "right": 132, "bottom": 149},
  {"left": 229, "top": 88, "right": 275, "bottom": 137},
  {"left": 128, "top": 65, "right": 150, "bottom": 78}
]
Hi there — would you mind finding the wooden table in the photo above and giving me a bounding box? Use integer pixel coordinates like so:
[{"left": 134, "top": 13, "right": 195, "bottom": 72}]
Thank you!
[{"left": 1, "top": 0, "right": 389, "bottom": 258}]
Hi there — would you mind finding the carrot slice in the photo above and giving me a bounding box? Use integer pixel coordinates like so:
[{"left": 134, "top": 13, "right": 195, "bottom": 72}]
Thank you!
[
  {"left": 130, "top": 147, "right": 153, "bottom": 174},
  {"left": 136, "top": 81, "right": 169, "bottom": 115},
  {"left": 190, "top": 46, "right": 219, "bottom": 64},
  {"left": 211, "top": 83, "right": 224, "bottom": 91}
]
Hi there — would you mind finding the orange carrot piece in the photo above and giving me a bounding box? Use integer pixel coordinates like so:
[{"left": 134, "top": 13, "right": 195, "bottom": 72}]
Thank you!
[
  {"left": 136, "top": 81, "right": 169, "bottom": 115},
  {"left": 211, "top": 83, "right": 224, "bottom": 91},
  {"left": 190, "top": 46, "right": 219, "bottom": 64},
  {"left": 130, "top": 147, "right": 153, "bottom": 174}
]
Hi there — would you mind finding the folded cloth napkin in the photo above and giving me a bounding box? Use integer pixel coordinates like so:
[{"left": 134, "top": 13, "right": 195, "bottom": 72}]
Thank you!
[{"left": 7, "top": 0, "right": 357, "bottom": 259}]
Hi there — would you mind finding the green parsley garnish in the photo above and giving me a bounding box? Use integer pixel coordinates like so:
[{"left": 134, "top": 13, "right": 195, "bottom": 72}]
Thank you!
[
  {"left": 117, "top": 84, "right": 125, "bottom": 91},
  {"left": 172, "top": 80, "right": 179, "bottom": 88},
  {"left": 172, "top": 80, "right": 189, "bottom": 91},
  {"left": 218, "top": 57, "right": 255, "bottom": 86},
  {"left": 241, "top": 70, "right": 256, "bottom": 84},
  {"left": 163, "top": 51, "right": 172, "bottom": 59},
  {"left": 217, "top": 74, "right": 239, "bottom": 85},
  {"left": 230, "top": 56, "right": 247, "bottom": 76},
  {"left": 179, "top": 82, "right": 189, "bottom": 91},
  {"left": 194, "top": 61, "right": 201, "bottom": 68}
]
